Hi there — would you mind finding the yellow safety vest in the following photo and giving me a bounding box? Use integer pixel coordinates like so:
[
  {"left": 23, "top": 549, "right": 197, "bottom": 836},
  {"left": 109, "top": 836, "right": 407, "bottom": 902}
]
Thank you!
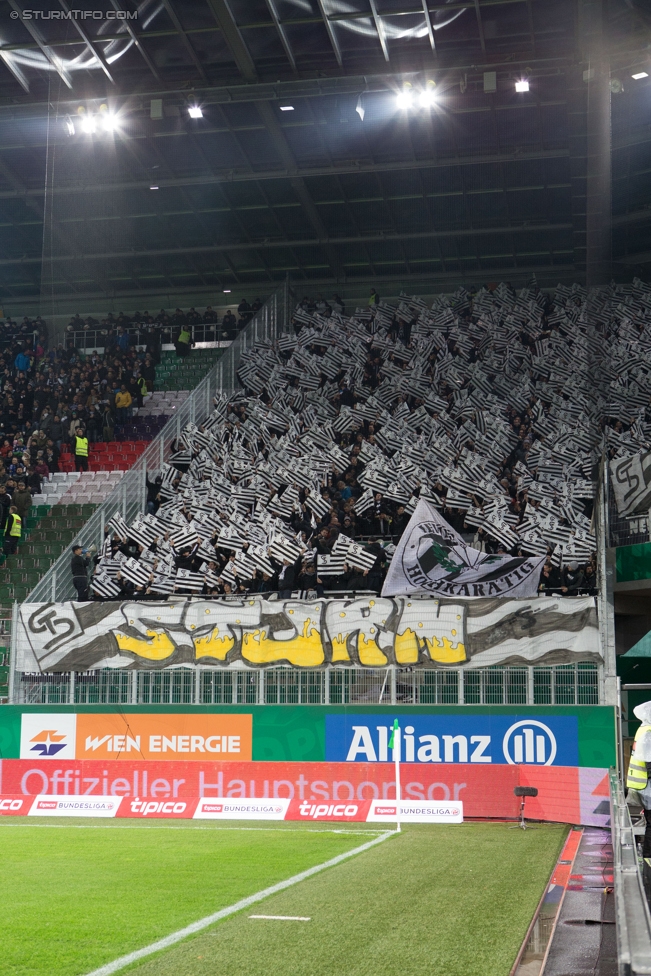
[
  {"left": 627, "top": 723, "right": 651, "bottom": 790},
  {"left": 9, "top": 513, "right": 21, "bottom": 537},
  {"left": 75, "top": 436, "right": 88, "bottom": 457}
]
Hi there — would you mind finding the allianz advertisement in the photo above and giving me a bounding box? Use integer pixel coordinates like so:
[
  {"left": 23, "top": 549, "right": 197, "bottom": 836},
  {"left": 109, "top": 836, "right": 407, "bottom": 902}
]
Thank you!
[{"left": 326, "top": 715, "right": 579, "bottom": 766}]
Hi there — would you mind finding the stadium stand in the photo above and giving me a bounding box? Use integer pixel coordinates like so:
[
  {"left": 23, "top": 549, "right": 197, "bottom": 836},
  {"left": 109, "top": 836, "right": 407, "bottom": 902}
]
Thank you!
[
  {"left": 85, "top": 279, "right": 619, "bottom": 602},
  {"left": 0, "top": 305, "right": 240, "bottom": 616}
]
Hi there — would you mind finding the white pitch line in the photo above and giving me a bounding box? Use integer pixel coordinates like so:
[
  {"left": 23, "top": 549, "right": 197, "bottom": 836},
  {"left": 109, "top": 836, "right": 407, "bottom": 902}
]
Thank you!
[
  {"left": 83, "top": 830, "right": 394, "bottom": 976},
  {"left": 0, "top": 822, "right": 385, "bottom": 836},
  {"left": 249, "top": 915, "right": 311, "bottom": 921}
]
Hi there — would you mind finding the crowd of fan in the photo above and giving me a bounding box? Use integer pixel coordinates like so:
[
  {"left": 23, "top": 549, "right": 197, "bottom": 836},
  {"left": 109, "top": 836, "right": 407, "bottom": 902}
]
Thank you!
[
  {"left": 82, "top": 276, "right": 643, "bottom": 602},
  {"left": 64, "top": 298, "right": 264, "bottom": 346},
  {"left": 0, "top": 302, "right": 256, "bottom": 557}
]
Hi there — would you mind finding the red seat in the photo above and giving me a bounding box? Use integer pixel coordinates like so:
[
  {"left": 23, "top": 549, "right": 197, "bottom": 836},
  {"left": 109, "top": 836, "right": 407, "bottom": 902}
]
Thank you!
[{"left": 93, "top": 443, "right": 107, "bottom": 453}]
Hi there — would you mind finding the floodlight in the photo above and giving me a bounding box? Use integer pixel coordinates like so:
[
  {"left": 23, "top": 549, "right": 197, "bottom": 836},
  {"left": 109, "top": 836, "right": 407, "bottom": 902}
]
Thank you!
[
  {"left": 188, "top": 106, "right": 203, "bottom": 119},
  {"left": 80, "top": 115, "right": 96, "bottom": 134},
  {"left": 279, "top": 105, "right": 294, "bottom": 111},
  {"left": 150, "top": 185, "right": 159, "bottom": 190},
  {"left": 356, "top": 94, "right": 365, "bottom": 121},
  {"left": 419, "top": 83, "right": 437, "bottom": 108},
  {"left": 100, "top": 113, "right": 118, "bottom": 132},
  {"left": 515, "top": 80, "right": 529, "bottom": 92},
  {"left": 65, "top": 116, "right": 75, "bottom": 136},
  {"left": 632, "top": 72, "right": 649, "bottom": 80},
  {"left": 396, "top": 88, "right": 413, "bottom": 110},
  {"left": 223, "top": 289, "right": 232, "bottom": 293}
]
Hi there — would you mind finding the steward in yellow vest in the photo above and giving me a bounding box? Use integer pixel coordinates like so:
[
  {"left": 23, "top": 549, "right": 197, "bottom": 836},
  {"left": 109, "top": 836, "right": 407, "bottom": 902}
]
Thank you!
[
  {"left": 74, "top": 428, "right": 89, "bottom": 471},
  {"left": 3, "top": 505, "right": 21, "bottom": 555},
  {"left": 627, "top": 701, "right": 651, "bottom": 905}
]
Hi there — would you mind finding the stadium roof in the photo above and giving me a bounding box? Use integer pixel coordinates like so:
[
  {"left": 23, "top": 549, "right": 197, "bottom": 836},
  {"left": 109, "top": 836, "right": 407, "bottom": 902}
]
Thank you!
[{"left": 0, "top": 0, "right": 649, "bottom": 306}]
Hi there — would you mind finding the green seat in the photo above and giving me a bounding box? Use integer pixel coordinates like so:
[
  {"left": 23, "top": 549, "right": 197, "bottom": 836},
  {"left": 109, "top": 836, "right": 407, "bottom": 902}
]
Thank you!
[{"left": 28, "top": 544, "right": 49, "bottom": 556}]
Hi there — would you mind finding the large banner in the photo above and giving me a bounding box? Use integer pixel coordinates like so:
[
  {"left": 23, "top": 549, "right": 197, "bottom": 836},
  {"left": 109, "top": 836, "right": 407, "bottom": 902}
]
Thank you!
[
  {"left": 0, "top": 705, "right": 615, "bottom": 768},
  {"left": 382, "top": 500, "right": 546, "bottom": 598},
  {"left": 16, "top": 595, "right": 600, "bottom": 672},
  {"left": 610, "top": 452, "right": 651, "bottom": 515},
  {"left": 0, "top": 760, "right": 611, "bottom": 828}
]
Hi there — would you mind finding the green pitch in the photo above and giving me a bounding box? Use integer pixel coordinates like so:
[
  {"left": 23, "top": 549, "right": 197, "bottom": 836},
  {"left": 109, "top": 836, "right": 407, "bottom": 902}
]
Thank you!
[{"left": 0, "top": 819, "right": 566, "bottom": 976}]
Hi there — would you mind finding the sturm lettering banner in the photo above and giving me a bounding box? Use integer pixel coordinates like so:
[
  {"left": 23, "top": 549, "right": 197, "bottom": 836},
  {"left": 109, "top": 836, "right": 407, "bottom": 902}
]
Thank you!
[
  {"left": 15, "top": 593, "right": 600, "bottom": 672},
  {"left": 382, "top": 499, "right": 546, "bottom": 598}
]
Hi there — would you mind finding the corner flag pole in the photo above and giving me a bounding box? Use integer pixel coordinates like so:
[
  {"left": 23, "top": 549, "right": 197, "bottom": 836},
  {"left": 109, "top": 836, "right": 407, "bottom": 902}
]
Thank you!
[{"left": 389, "top": 718, "right": 401, "bottom": 833}]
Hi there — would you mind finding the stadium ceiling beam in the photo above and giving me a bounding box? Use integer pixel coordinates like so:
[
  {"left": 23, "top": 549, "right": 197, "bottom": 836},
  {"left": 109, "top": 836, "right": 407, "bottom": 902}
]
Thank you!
[
  {"left": 0, "top": 147, "right": 569, "bottom": 200},
  {"left": 0, "top": 57, "right": 572, "bottom": 115},
  {"left": 3, "top": 177, "right": 569, "bottom": 227},
  {"left": 421, "top": 0, "right": 437, "bottom": 52},
  {"left": 368, "top": 0, "right": 390, "bottom": 61},
  {"left": 315, "top": 0, "right": 343, "bottom": 66},
  {"left": 0, "top": 222, "right": 572, "bottom": 267},
  {"left": 263, "top": 0, "right": 297, "bottom": 72},
  {"left": 473, "top": 0, "right": 487, "bottom": 53},
  {"left": 57, "top": 0, "right": 115, "bottom": 84},
  {"left": 204, "top": 0, "right": 339, "bottom": 278},
  {"left": 160, "top": 0, "right": 209, "bottom": 84},
  {"left": 5, "top": 0, "right": 72, "bottom": 89},
  {"left": 109, "top": 0, "right": 162, "bottom": 83}
]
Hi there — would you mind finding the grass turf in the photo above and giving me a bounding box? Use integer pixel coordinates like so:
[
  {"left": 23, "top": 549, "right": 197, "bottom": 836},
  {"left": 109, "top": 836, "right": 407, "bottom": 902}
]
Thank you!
[
  {"left": 125, "top": 822, "right": 567, "bottom": 976},
  {"left": 0, "top": 820, "right": 374, "bottom": 976}
]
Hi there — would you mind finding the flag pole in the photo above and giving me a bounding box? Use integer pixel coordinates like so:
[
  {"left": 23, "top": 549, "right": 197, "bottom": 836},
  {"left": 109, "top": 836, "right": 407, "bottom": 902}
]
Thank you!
[{"left": 390, "top": 718, "right": 401, "bottom": 833}]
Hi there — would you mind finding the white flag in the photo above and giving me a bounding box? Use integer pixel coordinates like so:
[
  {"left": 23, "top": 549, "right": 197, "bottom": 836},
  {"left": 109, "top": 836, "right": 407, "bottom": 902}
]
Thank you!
[
  {"left": 610, "top": 452, "right": 651, "bottom": 516},
  {"left": 381, "top": 499, "right": 545, "bottom": 599}
]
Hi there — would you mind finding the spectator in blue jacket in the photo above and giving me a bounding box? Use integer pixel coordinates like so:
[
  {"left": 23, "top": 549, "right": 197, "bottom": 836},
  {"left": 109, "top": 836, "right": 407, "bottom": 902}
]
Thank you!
[{"left": 14, "top": 348, "right": 30, "bottom": 374}]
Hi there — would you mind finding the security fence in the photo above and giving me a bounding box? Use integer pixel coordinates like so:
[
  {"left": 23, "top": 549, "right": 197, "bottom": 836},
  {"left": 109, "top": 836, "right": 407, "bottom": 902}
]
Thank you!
[
  {"left": 611, "top": 768, "right": 651, "bottom": 976},
  {"left": 26, "top": 281, "right": 293, "bottom": 604},
  {"left": 15, "top": 662, "right": 602, "bottom": 706}
]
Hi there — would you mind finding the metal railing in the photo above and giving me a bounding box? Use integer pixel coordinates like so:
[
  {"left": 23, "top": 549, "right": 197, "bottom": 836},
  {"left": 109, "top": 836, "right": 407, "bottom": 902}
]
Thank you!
[
  {"left": 25, "top": 280, "right": 293, "bottom": 604},
  {"left": 15, "top": 662, "right": 602, "bottom": 706},
  {"left": 610, "top": 768, "right": 651, "bottom": 976}
]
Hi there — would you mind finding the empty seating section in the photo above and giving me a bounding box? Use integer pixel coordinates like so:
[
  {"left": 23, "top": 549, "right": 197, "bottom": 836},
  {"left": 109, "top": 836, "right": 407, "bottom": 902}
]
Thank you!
[
  {"left": 58, "top": 441, "right": 146, "bottom": 473},
  {"left": 153, "top": 348, "right": 223, "bottom": 391},
  {"left": 33, "top": 470, "right": 125, "bottom": 507},
  {"left": 0, "top": 502, "right": 95, "bottom": 624}
]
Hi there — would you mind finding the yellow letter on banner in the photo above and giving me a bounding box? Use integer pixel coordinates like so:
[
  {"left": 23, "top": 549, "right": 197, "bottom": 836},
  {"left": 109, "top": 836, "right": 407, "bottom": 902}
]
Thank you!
[{"left": 115, "top": 630, "right": 175, "bottom": 662}]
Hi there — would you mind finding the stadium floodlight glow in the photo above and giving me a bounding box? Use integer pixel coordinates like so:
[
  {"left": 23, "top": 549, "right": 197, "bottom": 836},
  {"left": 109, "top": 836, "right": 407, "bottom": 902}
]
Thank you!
[
  {"left": 396, "top": 86, "right": 413, "bottom": 110},
  {"left": 419, "top": 82, "right": 437, "bottom": 108},
  {"left": 80, "top": 114, "right": 96, "bottom": 134},
  {"left": 279, "top": 104, "right": 294, "bottom": 111},
  {"left": 188, "top": 105, "right": 203, "bottom": 119},
  {"left": 356, "top": 94, "right": 365, "bottom": 121},
  {"left": 150, "top": 185, "right": 159, "bottom": 190},
  {"left": 100, "top": 113, "right": 118, "bottom": 133},
  {"left": 632, "top": 71, "right": 649, "bottom": 80},
  {"left": 64, "top": 116, "right": 75, "bottom": 136},
  {"left": 515, "top": 79, "right": 530, "bottom": 92},
  {"left": 223, "top": 289, "right": 232, "bottom": 293}
]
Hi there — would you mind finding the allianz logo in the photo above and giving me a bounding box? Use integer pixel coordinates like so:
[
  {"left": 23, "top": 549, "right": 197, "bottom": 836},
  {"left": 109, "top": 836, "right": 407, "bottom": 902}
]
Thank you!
[{"left": 346, "top": 720, "right": 557, "bottom": 766}]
